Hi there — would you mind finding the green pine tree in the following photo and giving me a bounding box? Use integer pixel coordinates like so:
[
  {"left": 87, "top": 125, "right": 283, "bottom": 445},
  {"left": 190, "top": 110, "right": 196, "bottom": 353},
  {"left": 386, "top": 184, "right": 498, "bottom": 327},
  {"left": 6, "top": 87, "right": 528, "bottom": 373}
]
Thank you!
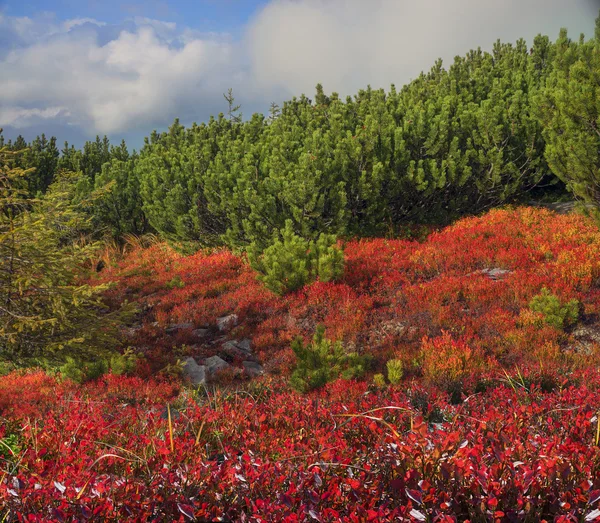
[
  {"left": 536, "top": 16, "right": 600, "bottom": 218},
  {"left": 0, "top": 147, "right": 132, "bottom": 366},
  {"left": 290, "top": 325, "right": 369, "bottom": 393},
  {"left": 247, "top": 220, "right": 344, "bottom": 295},
  {"left": 94, "top": 152, "right": 149, "bottom": 238}
]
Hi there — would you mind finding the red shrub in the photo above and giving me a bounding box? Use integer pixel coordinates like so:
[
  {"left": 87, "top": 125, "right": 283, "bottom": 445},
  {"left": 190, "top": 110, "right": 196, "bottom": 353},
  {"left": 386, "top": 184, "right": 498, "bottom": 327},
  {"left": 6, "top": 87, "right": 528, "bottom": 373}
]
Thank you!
[
  {"left": 2, "top": 371, "right": 600, "bottom": 520},
  {"left": 89, "top": 207, "right": 600, "bottom": 380}
]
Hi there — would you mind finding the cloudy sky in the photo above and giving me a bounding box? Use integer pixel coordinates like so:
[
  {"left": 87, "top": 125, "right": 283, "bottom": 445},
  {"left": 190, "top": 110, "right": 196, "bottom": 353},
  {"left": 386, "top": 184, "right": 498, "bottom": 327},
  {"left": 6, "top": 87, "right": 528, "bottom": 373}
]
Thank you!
[{"left": 0, "top": 0, "right": 597, "bottom": 147}]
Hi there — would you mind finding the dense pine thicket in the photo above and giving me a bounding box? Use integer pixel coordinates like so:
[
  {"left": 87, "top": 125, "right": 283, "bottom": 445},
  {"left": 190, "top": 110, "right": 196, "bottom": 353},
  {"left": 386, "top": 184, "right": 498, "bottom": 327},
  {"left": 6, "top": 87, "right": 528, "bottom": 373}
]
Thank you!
[
  {"left": 0, "top": 21, "right": 598, "bottom": 253},
  {"left": 1, "top": 24, "right": 600, "bottom": 249},
  {"left": 537, "top": 27, "right": 600, "bottom": 219}
]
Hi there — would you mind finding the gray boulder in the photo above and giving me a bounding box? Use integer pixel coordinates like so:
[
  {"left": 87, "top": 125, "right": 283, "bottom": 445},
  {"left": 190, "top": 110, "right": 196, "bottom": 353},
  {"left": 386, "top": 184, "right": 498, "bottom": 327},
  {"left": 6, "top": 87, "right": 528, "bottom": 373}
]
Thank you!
[
  {"left": 182, "top": 357, "right": 206, "bottom": 386},
  {"left": 242, "top": 361, "right": 264, "bottom": 378},
  {"left": 217, "top": 314, "right": 238, "bottom": 332},
  {"left": 222, "top": 338, "right": 253, "bottom": 358},
  {"left": 573, "top": 324, "right": 600, "bottom": 344},
  {"left": 166, "top": 322, "right": 194, "bottom": 334},
  {"left": 569, "top": 323, "right": 600, "bottom": 355},
  {"left": 205, "top": 355, "right": 230, "bottom": 375},
  {"left": 236, "top": 338, "right": 252, "bottom": 352},
  {"left": 480, "top": 268, "right": 512, "bottom": 281},
  {"left": 192, "top": 328, "right": 210, "bottom": 338}
]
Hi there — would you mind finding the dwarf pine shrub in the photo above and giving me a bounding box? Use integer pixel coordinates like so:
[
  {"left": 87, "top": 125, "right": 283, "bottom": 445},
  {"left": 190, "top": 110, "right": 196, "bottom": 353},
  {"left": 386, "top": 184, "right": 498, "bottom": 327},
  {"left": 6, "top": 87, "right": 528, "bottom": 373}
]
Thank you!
[
  {"left": 248, "top": 220, "right": 344, "bottom": 295},
  {"left": 386, "top": 359, "right": 404, "bottom": 385},
  {"left": 166, "top": 275, "right": 185, "bottom": 289},
  {"left": 529, "top": 287, "right": 581, "bottom": 330},
  {"left": 373, "top": 373, "right": 387, "bottom": 388},
  {"left": 59, "top": 357, "right": 108, "bottom": 384},
  {"left": 110, "top": 348, "right": 138, "bottom": 376},
  {"left": 290, "top": 325, "right": 369, "bottom": 393}
]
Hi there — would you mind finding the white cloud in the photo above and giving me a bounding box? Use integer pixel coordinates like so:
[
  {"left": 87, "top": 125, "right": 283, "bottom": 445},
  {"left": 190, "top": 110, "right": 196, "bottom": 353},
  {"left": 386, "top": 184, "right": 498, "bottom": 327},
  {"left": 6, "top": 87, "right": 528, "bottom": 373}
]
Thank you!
[
  {"left": 62, "top": 18, "right": 106, "bottom": 32},
  {"left": 0, "top": 16, "right": 240, "bottom": 134},
  {"left": 0, "top": 106, "right": 71, "bottom": 128},
  {"left": 131, "top": 17, "right": 177, "bottom": 42},
  {"left": 247, "top": 0, "right": 598, "bottom": 97},
  {"left": 0, "top": 1, "right": 596, "bottom": 138}
]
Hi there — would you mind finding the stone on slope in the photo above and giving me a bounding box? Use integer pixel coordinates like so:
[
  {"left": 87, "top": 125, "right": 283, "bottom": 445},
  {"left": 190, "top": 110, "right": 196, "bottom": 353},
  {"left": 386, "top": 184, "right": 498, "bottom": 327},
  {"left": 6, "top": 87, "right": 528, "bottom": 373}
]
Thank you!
[
  {"left": 182, "top": 357, "right": 207, "bottom": 386},
  {"left": 205, "top": 355, "right": 230, "bottom": 375},
  {"left": 217, "top": 314, "right": 238, "bottom": 332},
  {"left": 192, "top": 328, "right": 210, "bottom": 338},
  {"left": 221, "top": 338, "right": 253, "bottom": 359},
  {"left": 166, "top": 322, "right": 194, "bottom": 334},
  {"left": 236, "top": 338, "right": 252, "bottom": 352},
  {"left": 242, "top": 361, "right": 264, "bottom": 378},
  {"left": 480, "top": 268, "right": 512, "bottom": 281}
]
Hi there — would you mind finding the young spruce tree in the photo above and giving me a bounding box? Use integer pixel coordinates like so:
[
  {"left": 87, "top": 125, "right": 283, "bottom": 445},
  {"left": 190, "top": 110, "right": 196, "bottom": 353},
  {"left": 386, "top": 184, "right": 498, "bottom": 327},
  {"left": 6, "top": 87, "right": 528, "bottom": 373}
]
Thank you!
[{"left": 0, "top": 145, "right": 130, "bottom": 366}]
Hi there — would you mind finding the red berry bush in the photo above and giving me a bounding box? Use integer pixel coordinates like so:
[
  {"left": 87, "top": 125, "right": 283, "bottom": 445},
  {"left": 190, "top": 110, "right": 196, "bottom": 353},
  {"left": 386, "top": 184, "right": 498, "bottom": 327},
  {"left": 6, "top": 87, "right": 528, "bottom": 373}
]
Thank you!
[{"left": 2, "top": 207, "right": 600, "bottom": 521}]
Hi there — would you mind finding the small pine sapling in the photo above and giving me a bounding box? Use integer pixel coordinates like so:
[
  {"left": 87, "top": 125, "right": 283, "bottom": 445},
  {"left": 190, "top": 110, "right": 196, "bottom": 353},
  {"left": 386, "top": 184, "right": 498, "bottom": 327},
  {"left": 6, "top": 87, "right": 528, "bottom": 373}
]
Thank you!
[
  {"left": 386, "top": 359, "right": 404, "bottom": 385},
  {"left": 290, "top": 325, "right": 369, "bottom": 392},
  {"left": 529, "top": 287, "right": 581, "bottom": 330}
]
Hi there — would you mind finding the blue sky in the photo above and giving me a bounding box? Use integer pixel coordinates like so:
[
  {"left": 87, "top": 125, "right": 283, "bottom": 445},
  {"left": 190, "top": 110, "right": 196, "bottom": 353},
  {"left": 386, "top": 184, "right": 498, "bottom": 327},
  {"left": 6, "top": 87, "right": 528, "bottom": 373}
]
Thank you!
[
  {"left": 0, "top": 0, "right": 597, "bottom": 148},
  {"left": 1, "top": 0, "right": 268, "bottom": 34}
]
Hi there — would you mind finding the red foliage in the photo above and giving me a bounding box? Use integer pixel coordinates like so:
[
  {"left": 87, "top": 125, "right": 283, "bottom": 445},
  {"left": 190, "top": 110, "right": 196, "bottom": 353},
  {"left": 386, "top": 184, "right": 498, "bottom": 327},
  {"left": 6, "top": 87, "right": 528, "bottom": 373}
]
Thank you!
[
  {"left": 421, "top": 332, "right": 487, "bottom": 388},
  {"left": 2, "top": 372, "right": 600, "bottom": 520},
  {"left": 96, "top": 207, "right": 600, "bottom": 381},
  {"left": 2, "top": 207, "right": 599, "bottom": 520}
]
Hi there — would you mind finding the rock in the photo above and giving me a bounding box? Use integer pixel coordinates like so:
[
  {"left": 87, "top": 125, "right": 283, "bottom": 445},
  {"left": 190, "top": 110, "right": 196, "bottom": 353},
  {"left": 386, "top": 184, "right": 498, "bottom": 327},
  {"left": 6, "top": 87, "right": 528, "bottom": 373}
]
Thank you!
[
  {"left": 242, "top": 361, "right": 264, "bottom": 378},
  {"left": 378, "top": 321, "right": 406, "bottom": 337},
  {"left": 166, "top": 322, "right": 194, "bottom": 334},
  {"left": 466, "top": 268, "right": 513, "bottom": 281},
  {"left": 182, "top": 357, "right": 207, "bottom": 386},
  {"left": 222, "top": 340, "right": 239, "bottom": 351},
  {"left": 217, "top": 314, "right": 238, "bottom": 332},
  {"left": 204, "top": 355, "right": 230, "bottom": 375},
  {"left": 221, "top": 341, "right": 245, "bottom": 359},
  {"left": 569, "top": 323, "right": 600, "bottom": 354},
  {"left": 572, "top": 324, "right": 600, "bottom": 344},
  {"left": 236, "top": 338, "right": 252, "bottom": 352},
  {"left": 480, "top": 268, "right": 512, "bottom": 281},
  {"left": 221, "top": 339, "right": 253, "bottom": 358},
  {"left": 209, "top": 335, "right": 227, "bottom": 346},
  {"left": 192, "top": 328, "right": 210, "bottom": 338}
]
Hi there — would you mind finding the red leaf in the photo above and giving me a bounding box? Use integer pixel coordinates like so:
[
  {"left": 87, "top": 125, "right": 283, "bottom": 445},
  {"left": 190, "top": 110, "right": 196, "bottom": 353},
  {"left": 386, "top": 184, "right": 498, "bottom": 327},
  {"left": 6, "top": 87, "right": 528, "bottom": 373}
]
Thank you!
[
  {"left": 177, "top": 504, "right": 195, "bottom": 520},
  {"left": 406, "top": 488, "right": 422, "bottom": 505}
]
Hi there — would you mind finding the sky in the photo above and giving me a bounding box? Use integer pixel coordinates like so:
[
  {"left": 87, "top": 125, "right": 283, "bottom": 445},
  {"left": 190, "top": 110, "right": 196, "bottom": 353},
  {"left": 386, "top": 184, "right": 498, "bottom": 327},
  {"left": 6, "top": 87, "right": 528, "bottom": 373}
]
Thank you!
[{"left": 0, "top": 0, "right": 598, "bottom": 148}]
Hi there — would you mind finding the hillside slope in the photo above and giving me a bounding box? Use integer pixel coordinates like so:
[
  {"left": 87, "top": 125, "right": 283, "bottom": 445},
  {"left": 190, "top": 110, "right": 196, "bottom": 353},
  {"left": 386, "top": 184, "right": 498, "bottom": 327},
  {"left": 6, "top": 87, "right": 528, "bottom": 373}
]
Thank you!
[
  {"left": 2, "top": 206, "right": 600, "bottom": 521},
  {"left": 100, "top": 206, "right": 600, "bottom": 387}
]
